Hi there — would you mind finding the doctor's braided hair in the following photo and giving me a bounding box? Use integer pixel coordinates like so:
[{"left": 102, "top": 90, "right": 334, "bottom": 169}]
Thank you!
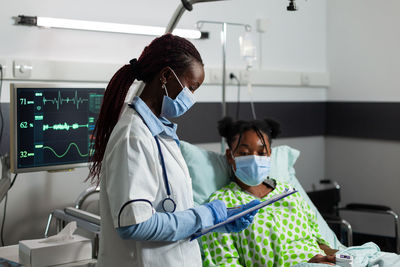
[
  {"left": 218, "top": 117, "right": 281, "bottom": 153},
  {"left": 88, "top": 34, "right": 203, "bottom": 183}
]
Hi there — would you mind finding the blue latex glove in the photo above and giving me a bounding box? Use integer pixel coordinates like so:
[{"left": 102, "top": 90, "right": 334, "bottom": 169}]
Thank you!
[
  {"left": 222, "top": 199, "right": 261, "bottom": 233},
  {"left": 204, "top": 200, "right": 227, "bottom": 224},
  {"left": 205, "top": 199, "right": 261, "bottom": 233}
]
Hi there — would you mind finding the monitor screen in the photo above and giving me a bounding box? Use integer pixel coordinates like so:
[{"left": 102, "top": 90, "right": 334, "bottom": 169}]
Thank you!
[{"left": 10, "top": 84, "right": 105, "bottom": 173}]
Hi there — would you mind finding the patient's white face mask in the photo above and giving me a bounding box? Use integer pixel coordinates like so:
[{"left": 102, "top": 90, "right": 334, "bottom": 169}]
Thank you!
[{"left": 232, "top": 154, "right": 271, "bottom": 186}]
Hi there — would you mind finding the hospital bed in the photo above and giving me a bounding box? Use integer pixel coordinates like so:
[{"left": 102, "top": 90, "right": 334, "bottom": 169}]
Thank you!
[
  {"left": 180, "top": 141, "right": 400, "bottom": 266},
  {"left": 46, "top": 142, "right": 399, "bottom": 266},
  {"left": 307, "top": 180, "right": 400, "bottom": 253},
  {"left": 179, "top": 142, "right": 345, "bottom": 250}
]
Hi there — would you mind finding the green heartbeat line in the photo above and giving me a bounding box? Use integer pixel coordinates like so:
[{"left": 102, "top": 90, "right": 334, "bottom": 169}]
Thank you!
[
  {"left": 43, "top": 123, "right": 89, "bottom": 131},
  {"left": 43, "top": 143, "right": 88, "bottom": 158},
  {"left": 43, "top": 91, "right": 89, "bottom": 110}
]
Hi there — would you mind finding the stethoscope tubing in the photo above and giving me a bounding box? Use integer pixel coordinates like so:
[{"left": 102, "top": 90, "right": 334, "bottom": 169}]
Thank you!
[
  {"left": 129, "top": 104, "right": 176, "bottom": 213},
  {"left": 154, "top": 136, "right": 177, "bottom": 213}
]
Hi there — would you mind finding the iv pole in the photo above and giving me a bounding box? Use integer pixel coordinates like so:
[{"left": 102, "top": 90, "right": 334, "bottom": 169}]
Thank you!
[
  {"left": 196, "top": 21, "right": 251, "bottom": 152},
  {"left": 134, "top": 0, "right": 296, "bottom": 96},
  {"left": 133, "top": 0, "right": 297, "bottom": 152},
  {"left": 135, "top": 0, "right": 229, "bottom": 97},
  {"left": 195, "top": 21, "right": 251, "bottom": 119}
]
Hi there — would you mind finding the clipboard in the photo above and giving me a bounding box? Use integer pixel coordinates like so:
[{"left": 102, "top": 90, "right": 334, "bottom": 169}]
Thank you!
[{"left": 191, "top": 188, "right": 298, "bottom": 241}]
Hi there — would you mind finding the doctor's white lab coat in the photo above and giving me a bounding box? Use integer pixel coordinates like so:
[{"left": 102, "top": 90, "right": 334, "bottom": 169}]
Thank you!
[{"left": 96, "top": 107, "right": 202, "bottom": 267}]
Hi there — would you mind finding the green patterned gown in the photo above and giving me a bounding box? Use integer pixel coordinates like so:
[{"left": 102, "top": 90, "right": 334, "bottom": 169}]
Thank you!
[{"left": 202, "top": 180, "right": 330, "bottom": 267}]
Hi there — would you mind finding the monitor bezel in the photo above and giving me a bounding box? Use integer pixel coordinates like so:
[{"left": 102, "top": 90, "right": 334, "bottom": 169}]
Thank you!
[{"left": 10, "top": 83, "right": 105, "bottom": 174}]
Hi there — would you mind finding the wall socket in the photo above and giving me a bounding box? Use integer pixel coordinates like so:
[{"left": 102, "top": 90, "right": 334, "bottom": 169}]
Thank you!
[
  {"left": 13, "top": 60, "right": 32, "bottom": 78},
  {"left": 207, "top": 69, "right": 222, "bottom": 84},
  {"left": 301, "top": 73, "right": 311, "bottom": 86}
]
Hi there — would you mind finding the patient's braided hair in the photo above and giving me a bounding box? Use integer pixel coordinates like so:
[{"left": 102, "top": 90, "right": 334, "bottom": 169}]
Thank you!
[
  {"left": 88, "top": 34, "right": 203, "bottom": 183},
  {"left": 218, "top": 117, "right": 281, "bottom": 153}
]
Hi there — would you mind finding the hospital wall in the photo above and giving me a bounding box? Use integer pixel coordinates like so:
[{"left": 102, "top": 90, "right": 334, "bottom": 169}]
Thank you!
[
  {"left": 325, "top": 0, "right": 400, "bottom": 237},
  {"left": 0, "top": 0, "right": 328, "bottom": 244}
]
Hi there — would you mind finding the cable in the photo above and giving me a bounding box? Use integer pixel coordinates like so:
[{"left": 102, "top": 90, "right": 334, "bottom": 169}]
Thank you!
[
  {"left": 0, "top": 193, "right": 7, "bottom": 246},
  {"left": 249, "top": 92, "right": 257, "bottom": 120},
  {"left": 10, "top": 174, "right": 18, "bottom": 189},
  {"left": 231, "top": 72, "right": 257, "bottom": 120},
  {"left": 229, "top": 73, "right": 241, "bottom": 120},
  {"left": 0, "top": 174, "right": 17, "bottom": 247},
  {"left": 0, "top": 65, "right": 3, "bottom": 147},
  {"left": 246, "top": 69, "right": 257, "bottom": 120}
]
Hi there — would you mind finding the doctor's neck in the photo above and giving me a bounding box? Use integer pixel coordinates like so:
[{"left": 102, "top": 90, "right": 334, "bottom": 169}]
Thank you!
[{"left": 140, "top": 80, "right": 164, "bottom": 117}]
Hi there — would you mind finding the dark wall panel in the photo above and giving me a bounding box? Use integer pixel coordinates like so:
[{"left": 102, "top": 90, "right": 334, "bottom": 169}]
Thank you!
[
  {"left": 326, "top": 102, "right": 400, "bottom": 141},
  {"left": 174, "top": 102, "right": 326, "bottom": 143},
  {"left": 2, "top": 101, "right": 398, "bottom": 153}
]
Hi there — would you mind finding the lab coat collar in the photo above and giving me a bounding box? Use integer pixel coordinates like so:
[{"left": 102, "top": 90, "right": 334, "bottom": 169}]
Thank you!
[{"left": 129, "top": 96, "right": 179, "bottom": 144}]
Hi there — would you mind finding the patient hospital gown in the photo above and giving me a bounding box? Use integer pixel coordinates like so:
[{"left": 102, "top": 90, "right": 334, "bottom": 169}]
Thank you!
[{"left": 202, "top": 180, "right": 330, "bottom": 267}]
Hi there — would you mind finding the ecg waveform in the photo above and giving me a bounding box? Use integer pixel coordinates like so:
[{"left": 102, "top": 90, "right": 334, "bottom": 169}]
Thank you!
[
  {"left": 43, "top": 91, "right": 89, "bottom": 110},
  {"left": 42, "top": 143, "right": 88, "bottom": 158},
  {"left": 43, "top": 123, "right": 89, "bottom": 131}
]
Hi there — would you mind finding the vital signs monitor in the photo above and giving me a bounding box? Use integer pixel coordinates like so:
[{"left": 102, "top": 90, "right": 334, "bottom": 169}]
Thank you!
[{"left": 10, "top": 84, "right": 105, "bottom": 173}]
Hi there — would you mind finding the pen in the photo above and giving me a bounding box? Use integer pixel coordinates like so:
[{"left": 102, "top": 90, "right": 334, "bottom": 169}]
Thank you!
[{"left": 227, "top": 206, "right": 242, "bottom": 210}]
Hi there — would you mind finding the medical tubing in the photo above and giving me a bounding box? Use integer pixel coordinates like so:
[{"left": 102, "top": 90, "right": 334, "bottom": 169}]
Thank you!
[{"left": 229, "top": 73, "right": 241, "bottom": 120}]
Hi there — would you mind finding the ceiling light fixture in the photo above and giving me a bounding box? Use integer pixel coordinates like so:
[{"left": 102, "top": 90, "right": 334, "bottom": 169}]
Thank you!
[{"left": 15, "top": 15, "right": 208, "bottom": 39}]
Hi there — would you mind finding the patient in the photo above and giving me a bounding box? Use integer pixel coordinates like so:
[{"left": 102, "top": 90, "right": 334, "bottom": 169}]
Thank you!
[{"left": 201, "top": 117, "right": 337, "bottom": 266}]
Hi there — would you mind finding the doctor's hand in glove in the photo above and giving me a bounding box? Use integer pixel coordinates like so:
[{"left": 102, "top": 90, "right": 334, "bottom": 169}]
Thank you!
[{"left": 205, "top": 199, "right": 261, "bottom": 233}]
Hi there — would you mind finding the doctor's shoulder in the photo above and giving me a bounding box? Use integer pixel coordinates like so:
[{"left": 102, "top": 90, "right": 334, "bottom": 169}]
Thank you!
[
  {"left": 112, "top": 107, "right": 154, "bottom": 139},
  {"left": 104, "top": 112, "right": 155, "bottom": 158}
]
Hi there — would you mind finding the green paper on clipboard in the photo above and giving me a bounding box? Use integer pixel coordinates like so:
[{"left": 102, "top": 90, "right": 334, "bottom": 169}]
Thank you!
[{"left": 191, "top": 188, "right": 298, "bottom": 241}]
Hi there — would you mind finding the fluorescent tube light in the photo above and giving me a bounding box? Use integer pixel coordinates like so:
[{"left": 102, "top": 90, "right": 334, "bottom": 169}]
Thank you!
[{"left": 16, "top": 15, "right": 208, "bottom": 39}]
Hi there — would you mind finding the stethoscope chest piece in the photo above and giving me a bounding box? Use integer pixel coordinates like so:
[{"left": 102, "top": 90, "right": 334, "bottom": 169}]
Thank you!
[
  {"left": 154, "top": 136, "right": 177, "bottom": 213},
  {"left": 162, "top": 197, "right": 177, "bottom": 213}
]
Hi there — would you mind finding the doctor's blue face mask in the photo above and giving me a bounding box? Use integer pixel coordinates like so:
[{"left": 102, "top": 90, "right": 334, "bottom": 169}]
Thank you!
[
  {"left": 160, "top": 68, "right": 195, "bottom": 118},
  {"left": 232, "top": 153, "right": 271, "bottom": 186}
]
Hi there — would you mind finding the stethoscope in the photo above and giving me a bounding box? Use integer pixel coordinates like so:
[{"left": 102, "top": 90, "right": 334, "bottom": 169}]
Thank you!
[
  {"left": 116, "top": 134, "right": 176, "bottom": 228},
  {"left": 129, "top": 103, "right": 177, "bottom": 213},
  {"left": 153, "top": 136, "right": 177, "bottom": 213}
]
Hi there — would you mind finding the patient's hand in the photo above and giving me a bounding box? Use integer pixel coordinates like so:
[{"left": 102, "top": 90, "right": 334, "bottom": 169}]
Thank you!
[
  {"left": 319, "top": 243, "right": 339, "bottom": 256},
  {"left": 307, "top": 254, "right": 335, "bottom": 265}
]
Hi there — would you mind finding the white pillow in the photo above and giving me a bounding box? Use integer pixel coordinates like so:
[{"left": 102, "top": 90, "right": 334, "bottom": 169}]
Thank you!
[{"left": 180, "top": 142, "right": 299, "bottom": 205}]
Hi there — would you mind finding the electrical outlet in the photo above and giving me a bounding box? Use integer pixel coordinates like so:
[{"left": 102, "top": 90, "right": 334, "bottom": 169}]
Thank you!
[
  {"left": 301, "top": 73, "right": 310, "bottom": 86},
  {"left": 13, "top": 60, "right": 33, "bottom": 78},
  {"left": 208, "top": 69, "right": 221, "bottom": 84},
  {"left": 0, "top": 60, "right": 7, "bottom": 77},
  {"left": 227, "top": 69, "right": 241, "bottom": 85}
]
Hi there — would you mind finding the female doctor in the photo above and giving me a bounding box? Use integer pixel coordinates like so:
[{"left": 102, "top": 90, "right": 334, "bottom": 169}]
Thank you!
[{"left": 88, "top": 34, "right": 260, "bottom": 267}]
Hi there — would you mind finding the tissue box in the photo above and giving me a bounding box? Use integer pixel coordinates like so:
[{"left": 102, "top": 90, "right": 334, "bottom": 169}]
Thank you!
[{"left": 19, "top": 234, "right": 92, "bottom": 267}]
